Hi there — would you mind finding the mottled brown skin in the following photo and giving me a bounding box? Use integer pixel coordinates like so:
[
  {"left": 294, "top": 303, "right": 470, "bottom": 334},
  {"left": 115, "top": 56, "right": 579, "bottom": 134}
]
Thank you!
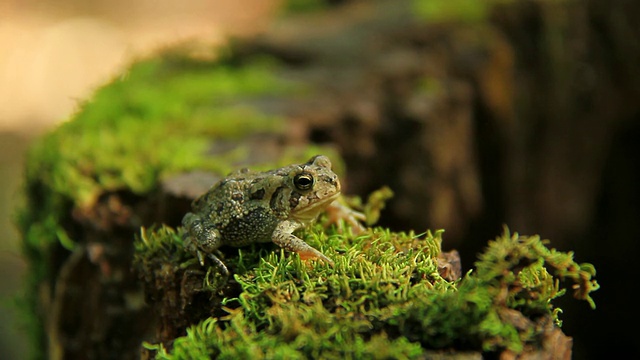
[{"left": 182, "top": 155, "right": 346, "bottom": 278}]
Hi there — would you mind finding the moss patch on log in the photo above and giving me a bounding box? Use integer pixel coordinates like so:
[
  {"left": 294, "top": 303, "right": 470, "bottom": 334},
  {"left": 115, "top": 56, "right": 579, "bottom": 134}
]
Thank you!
[
  {"left": 24, "top": 53, "right": 303, "bottom": 213},
  {"left": 136, "top": 222, "right": 598, "bottom": 359}
]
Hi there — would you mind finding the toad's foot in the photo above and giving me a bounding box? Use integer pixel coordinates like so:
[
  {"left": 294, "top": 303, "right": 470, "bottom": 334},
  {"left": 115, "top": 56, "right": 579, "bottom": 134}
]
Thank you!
[
  {"left": 272, "top": 220, "right": 335, "bottom": 266},
  {"left": 325, "top": 200, "right": 366, "bottom": 234}
]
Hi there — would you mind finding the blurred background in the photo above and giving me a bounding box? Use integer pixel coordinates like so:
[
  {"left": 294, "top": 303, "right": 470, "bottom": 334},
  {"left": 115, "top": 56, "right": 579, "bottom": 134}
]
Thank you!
[
  {"left": 1, "top": 0, "right": 278, "bottom": 358},
  {"left": 2, "top": 0, "right": 639, "bottom": 359}
]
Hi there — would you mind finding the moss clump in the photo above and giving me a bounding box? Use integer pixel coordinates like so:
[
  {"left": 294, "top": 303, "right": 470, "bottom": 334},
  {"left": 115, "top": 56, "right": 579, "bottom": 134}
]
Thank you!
[
  {"left": 474, "top": 229, "right": 599, "bottom": 311},
  {"left": 24, "top": 53, "right": 301, "bottom": 213},
  {"left": 136, "top": 223, "right": 597, "bottom": 359}
]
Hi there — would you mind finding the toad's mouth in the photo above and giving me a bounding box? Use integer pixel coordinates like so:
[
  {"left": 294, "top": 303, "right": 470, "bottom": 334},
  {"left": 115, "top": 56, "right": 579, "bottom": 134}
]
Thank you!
[{"left": 291, "top": 192, "right": 340, "bottom": 224}]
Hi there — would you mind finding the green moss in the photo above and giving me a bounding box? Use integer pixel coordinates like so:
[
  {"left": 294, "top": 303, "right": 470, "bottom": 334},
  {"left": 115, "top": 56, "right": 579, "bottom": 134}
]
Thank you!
[
  {"left": 413, "top": 0, "right": 492, "bottom": 23},
  {"left": 25, "top": 53, "right": 300, "bottom": 210},
  {"left": 474, "top": 229, "right": 599, "bottom": 310},
  {"left": 137, "top": 224, "right": 598, "bottom": 358}
]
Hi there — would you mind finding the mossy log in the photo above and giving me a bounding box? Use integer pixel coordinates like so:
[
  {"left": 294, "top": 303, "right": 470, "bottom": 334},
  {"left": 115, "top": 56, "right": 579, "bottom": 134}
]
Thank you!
[
  {"left": 133, "top": 224, "right": 595, "bottom": 359},
  {"left": 16, "top": 0, "right": 614, "bottom": 359}
]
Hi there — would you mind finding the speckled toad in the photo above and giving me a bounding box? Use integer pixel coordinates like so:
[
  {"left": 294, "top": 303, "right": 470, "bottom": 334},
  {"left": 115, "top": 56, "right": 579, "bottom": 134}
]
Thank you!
[{"left": 182, "top": 155, "right": 361, "bottom": 279}]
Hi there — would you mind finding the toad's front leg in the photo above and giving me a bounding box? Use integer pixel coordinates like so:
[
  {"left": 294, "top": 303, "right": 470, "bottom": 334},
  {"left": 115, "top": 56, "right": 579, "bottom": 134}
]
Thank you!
[{"left": 271, "top": 220, "right": 334, "bottom": 266}]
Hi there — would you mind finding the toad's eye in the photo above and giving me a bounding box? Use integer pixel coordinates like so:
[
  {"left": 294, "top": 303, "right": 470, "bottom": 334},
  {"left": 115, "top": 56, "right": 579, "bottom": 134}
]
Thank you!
[{"left": 294, "top": 173, "right": 314, "bottom": 190}]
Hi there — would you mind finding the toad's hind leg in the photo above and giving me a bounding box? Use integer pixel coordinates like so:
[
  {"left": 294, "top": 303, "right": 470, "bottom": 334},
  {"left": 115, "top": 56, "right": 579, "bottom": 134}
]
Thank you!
[
  {"left": 272, "top": 220, "right": 334, "bottom": 266},
  {"left": 182, "top": 212, "right": 230, "bottom": 280}
]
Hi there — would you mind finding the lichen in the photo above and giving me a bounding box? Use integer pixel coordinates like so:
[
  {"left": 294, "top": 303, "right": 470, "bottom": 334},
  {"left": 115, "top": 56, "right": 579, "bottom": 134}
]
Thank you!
[{"left": 136, "top": 223, "right": 598, "bottom": 359}]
